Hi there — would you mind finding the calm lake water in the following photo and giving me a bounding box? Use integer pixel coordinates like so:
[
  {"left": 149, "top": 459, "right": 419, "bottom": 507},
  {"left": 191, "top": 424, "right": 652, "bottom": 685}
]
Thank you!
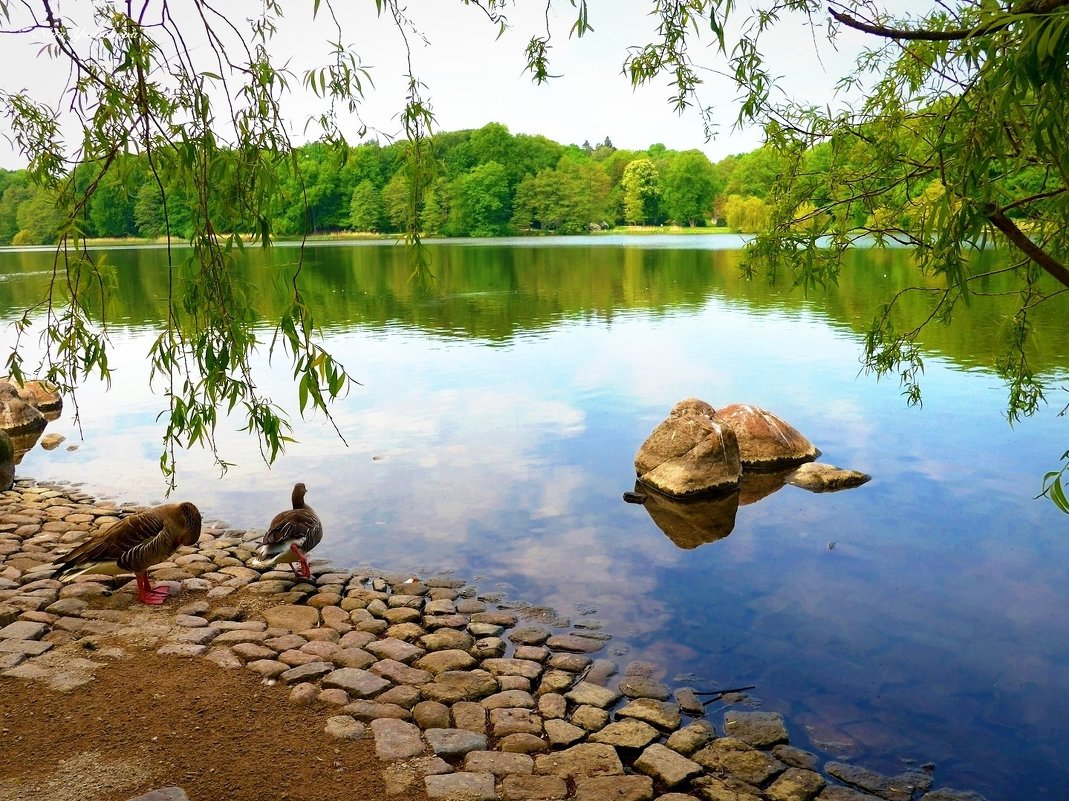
[{"left": 3, "top": 235, "right": 1068, "bottom": 800}]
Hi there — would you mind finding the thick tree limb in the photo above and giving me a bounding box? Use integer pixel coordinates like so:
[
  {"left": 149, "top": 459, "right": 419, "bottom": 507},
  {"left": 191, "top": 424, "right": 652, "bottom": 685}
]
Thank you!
[
  {"left": 986, "top": 205, "right": 1069, "bottom": 288},
  {"left": 828, "top": 6, "right": 1005, "bottom": 40}
]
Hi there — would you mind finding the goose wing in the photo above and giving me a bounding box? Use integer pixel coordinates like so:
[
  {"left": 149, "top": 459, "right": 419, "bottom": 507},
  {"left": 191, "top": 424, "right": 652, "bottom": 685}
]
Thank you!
[
  {"left": 262, "top": 507, "right": 322, "bottom": 551},
  {"left": 55, "top": 507, "right": 168, "bottom": 570}
]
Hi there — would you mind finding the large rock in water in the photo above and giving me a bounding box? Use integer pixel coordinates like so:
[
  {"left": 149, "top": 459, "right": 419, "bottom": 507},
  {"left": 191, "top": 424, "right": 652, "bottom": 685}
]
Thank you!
[
  {"left": 634, "top": 398, "right": 741, "bottom": 497},
  {"left": 0, "top": 428, "right": 14, "bottom": 491},
  {"left": 0, "top": 397, "right": 46, "bottom": 437},
  {"left": 713, "top": 403, "right": 818, "bottom": 470}
]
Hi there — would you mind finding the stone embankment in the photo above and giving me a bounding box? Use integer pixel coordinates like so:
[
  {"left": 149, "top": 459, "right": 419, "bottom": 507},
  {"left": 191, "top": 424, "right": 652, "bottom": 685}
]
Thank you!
[{"left": 0, "top": 479, "right": 982, "bottom": 801}]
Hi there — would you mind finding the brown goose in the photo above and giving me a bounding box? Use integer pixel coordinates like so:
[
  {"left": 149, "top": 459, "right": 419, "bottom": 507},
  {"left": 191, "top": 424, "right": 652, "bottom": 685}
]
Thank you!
[
  {"left": 251, "top": 482, "right": 323, "bottom": 579},
  {"left": 52, "top": 502, "right": 202, "bottom": 605}
]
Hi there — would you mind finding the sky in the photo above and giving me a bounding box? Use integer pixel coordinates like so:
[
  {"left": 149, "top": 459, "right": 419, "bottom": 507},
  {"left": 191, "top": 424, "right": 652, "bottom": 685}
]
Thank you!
[{"left": 0, "top": 1, "right": 873, "bottom": 170}]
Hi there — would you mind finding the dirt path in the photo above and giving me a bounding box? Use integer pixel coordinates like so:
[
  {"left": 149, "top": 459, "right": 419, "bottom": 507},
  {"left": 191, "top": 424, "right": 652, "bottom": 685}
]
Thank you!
[{"left": 0, "top": 646, "right": 422, "bottom": 801}]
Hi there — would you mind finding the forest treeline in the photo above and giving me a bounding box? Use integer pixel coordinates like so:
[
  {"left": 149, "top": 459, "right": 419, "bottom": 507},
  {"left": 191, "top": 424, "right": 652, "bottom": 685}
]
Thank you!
[
  {"left": 0, "top": 122, "right": 793, "bottom": 244},
  {"left": 0, "top": 119, "right": 1049, "bottom": 246}
]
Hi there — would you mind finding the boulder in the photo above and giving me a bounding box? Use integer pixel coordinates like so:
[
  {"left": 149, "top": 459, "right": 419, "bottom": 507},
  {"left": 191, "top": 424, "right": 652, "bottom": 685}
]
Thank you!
[
  {"left": 0, "top": 397, "right": 46, "bottom": 436},
  {"left": 786, "top": 463, "right": 871, "bottom": 492},
  {"left": 713, "top": 404, "right": 818, "bottom": 469},
  {"left": 13, "top": 378, "right": 63, "bottom": 415},
  {"left": 634, "top": 399, "right": 741, "bottom": 497},
  {"left": 0, "top": 428, "right": 13, "bottom": 491}
]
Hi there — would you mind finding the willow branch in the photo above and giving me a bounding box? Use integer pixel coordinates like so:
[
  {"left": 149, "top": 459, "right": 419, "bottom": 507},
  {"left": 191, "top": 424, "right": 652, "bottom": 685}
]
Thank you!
[{"left": 986, "top": 205, "right": 1069, "bottom": 288}]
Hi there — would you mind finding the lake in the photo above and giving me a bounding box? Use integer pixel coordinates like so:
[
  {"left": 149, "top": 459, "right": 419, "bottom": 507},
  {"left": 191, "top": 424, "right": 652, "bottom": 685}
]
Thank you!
[{"left": 2, "top": 235, "right": 1068, "bottom": 800}]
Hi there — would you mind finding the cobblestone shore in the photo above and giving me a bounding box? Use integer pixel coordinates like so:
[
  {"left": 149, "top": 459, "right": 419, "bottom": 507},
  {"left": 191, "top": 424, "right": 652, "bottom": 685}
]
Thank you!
[{"left": 0, "top": 478, "right": 984, "bottom": 801}]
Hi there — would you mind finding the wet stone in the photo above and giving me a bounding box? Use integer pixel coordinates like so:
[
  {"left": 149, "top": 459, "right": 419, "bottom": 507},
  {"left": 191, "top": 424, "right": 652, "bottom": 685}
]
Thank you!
[
  {"left": 693, "top": 738, "right": 787, "bottom": 787},
  {"left": 725, "top": 710, "right": 790, "bottom": 748},
  {"left": 416, "top": 649, "right": 477, "bottom": 675},
  {"left": 773, "top": 744, "right": 819, "bottom": 772},
  {"left": 482, "top": 689, "right": 536, "bottom": 709},
  {"left": 616, "top": 698, "right": 682, "bottom": 732},
  {"left": 547, "top": 633, "right": 605, "bottom": 653},
  {"left": 571, "top": 704, "right": 610, "bottom": 732},
  {"left": 420, "top": 629, "right": 474, "bottom": 652},
  {"left": 765, "top": 767, "right": 826, "bottom": 801},
  {"left": 467, "top": 622, "right": 504, "bottom": 638},
  {"left": 566, "top": 681, "right": 621, "bottom": 709},
  {"left": 544, "top": 718, "right": 588, "bottom": 747},
  {"left": 509, "top": 626, "right": 551, "bottom": 645},
  {"left": 548, "top": 653, "right": 591, "bottom": 672},
  {"left": 692, "top": 774, "right": 765, "bottom": 801},
  {"left": 824, "top": 763, "right": 926, "bottom": 801},
  {"left": 633, "top": 743, "right": 703, "bottom": 788},
  {"left": 619, "top": 675, "right": 671, "bottom": 701},
  {"left": 535, "top": 743, "right": 624, "bottom": 778},
  {"left": 666, "top": 719, "right": 718, "bottom": 756},
  {"left": 366, "top": 637, "right": 425, "bottom": 663},
  {"left": 472, "top": 637, "right": 506, "bottom": 659},
  {"left": 471, "top": 611, "right": 518, "bottom": 627},
  {"left": 483, "top": 657, "right": 542, "bottom": 680},
  {"left": 590, "top": 718, "right": 661, "bottom": 749}
]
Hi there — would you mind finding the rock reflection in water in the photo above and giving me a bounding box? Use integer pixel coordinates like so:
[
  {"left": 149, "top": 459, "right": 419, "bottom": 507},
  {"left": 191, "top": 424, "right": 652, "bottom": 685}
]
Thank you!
[{"left": 636, "top": 470, "right": 791, "bottom": 549}]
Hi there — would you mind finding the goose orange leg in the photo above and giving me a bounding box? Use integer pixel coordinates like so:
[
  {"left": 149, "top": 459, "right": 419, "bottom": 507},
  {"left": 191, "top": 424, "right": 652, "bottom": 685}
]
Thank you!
[
  {"left": 135, "top": 573, "right": 170, "bottom": 605},
  {"left": 290, "top": 543, "right": 311, "bottom": 579}
]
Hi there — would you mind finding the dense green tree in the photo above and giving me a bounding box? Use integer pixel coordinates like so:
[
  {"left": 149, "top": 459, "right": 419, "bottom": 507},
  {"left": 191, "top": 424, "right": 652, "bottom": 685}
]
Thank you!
[
  {"left": 349, "top": 180, "right": 384, "bottom": 232},
  {"left": 14, "top": 186, "right": 65, "bottom": 244},
  {"left": 661, "top": 150, "right": 718, "bottom": 226},
  {"left": 450, "top": 161, "right": 512, "bottom": 237},
  {"left": 620, "top": 159, "right": 662, "bottom": 225},
  {"left": 512, "top": 159, "right": 611, "bottom": 233},
  {"left": 0, "top": 177, "right": 31, "bottom": 244}
]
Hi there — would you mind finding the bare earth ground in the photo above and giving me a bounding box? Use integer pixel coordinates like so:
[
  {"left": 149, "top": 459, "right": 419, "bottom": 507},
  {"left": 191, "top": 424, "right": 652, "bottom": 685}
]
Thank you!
[{"left": 0, "top": 640, "right": 427, "bottom": 801}]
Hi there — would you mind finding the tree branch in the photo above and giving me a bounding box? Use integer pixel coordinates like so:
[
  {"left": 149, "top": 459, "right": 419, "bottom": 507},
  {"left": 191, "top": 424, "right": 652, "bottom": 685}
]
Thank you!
[
  {"left": 828, "top": 6, "right": 1005, "bottom": 40},
  {"left": 986, "top": 205, "right": 1069, "bottom": 288}
]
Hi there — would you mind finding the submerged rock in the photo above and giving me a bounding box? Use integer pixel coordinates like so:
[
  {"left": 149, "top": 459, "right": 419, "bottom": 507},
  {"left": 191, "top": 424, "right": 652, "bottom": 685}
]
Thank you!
[{"left": 786, "top": 463, "right": 871, "bottom": 492}]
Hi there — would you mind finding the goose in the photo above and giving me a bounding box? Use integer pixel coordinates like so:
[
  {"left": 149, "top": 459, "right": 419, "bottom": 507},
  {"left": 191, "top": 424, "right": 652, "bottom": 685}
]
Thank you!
[
  {"left": 52, "top": 502, "right": 202, "bottom": 605},
  {"left": 250, "top": 482, "right": 322, "bottom": 579}
]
